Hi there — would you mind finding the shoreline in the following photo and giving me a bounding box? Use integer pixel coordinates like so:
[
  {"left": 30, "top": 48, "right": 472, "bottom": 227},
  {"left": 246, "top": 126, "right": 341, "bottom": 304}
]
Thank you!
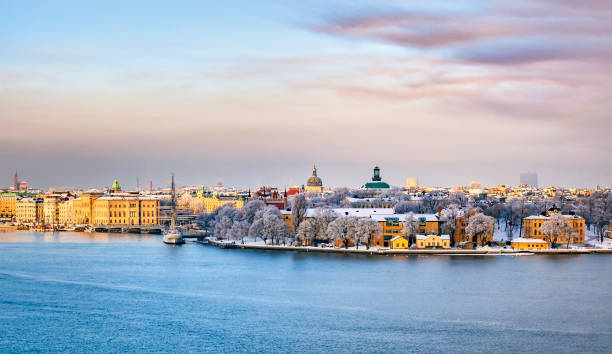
[{"left": 203, "top": 239, "right": 612, "bottom": 256}]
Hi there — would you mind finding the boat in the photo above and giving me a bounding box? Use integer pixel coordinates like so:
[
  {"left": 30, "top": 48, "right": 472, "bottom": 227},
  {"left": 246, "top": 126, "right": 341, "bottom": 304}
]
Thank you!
[{"left": 163, "top": 173, "right": 184, "bottom": 245}]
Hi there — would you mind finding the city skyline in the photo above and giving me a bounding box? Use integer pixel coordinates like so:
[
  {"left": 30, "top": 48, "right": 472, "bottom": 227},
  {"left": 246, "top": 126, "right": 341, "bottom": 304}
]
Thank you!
[{"left": 2, "top": 1, "right": 611, "bottom": 188}]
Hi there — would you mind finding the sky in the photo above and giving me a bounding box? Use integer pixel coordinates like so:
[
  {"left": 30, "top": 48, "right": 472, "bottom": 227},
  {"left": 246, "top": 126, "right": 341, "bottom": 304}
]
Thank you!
[{"left": 1, "top": 0, "right": 611, "bottom": 190}]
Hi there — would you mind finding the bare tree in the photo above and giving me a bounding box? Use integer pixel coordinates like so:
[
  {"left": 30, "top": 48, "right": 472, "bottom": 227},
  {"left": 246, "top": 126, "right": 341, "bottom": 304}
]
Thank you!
[{"left": 291, "top": 194, "right": 307, "bottom": 233}]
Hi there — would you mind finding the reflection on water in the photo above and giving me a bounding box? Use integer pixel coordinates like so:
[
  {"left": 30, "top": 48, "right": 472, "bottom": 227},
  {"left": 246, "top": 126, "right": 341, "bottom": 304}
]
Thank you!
[{"left": 0, "top": 231, "right": 159, "bottom": 243}]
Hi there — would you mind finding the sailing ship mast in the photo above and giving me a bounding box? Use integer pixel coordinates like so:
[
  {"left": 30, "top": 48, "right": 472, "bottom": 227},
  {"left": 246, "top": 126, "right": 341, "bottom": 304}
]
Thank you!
[{"left": 170, "top": 172, "right": 176, "bottom": 233}]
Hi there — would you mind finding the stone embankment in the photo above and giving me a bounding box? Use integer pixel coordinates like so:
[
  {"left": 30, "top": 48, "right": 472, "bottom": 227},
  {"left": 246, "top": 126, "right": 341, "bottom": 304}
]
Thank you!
[{"left": 203, "top": 238, "right": 612, "bottom": 255}]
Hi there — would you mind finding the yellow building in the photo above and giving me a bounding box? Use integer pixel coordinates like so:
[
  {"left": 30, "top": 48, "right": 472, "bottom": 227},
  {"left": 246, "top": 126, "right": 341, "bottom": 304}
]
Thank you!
[
  {"left": 59, "top": 199, "right": 74, "bottom": 226},
  {"left": 416, "top": 234, "right": 450, "bottom": 249},
  {"left": 92, "top": 195, "right": 159, "bottom": 226},
  {"left": 280, "top": 210, "right": 292, "bottom": 231},
  {"left": 523, "top": 214, "right": 585, "bottom": 244},
  {"left": 511, "top": 237, "right": 548, "bottom": 250},
  {"left": 305, "top": 165, "right": 324, "bottom": 193},
  {"left": 73, "top": 193, "right": 102, "bottom": 225},
  {"left": 390, "top": 236, "right": 409, "bottom": 249},
  {"left": 0, "top": 192, "right": 18, "bottom": 220},
  {"left": 372, "top": 214, "right": 439, "bottom": 247}
]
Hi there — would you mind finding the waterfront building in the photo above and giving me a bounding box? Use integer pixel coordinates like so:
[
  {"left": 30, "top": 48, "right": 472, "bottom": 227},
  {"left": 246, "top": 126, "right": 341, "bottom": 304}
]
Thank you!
[
  {"left": 390, "top": 236, "right": 409, "bottom": 249},
  {"left": 523, "top": 213, "right": 585, "bottom": 244},
  {"left": 58, "top": 199, "right": 74, "bottom": 226},
  {"left": 511, "top": 237, "right": 548, "bottom": 250},
  {"left": 362, "top": 166, "right": 390, "bottom": 190},
  {"left": 92, "top": 195, "right": 159, "bottom": 226},
  {"left": 16, "top": 198, "right": 41, "bottom": 224},
  {"left": 416, "top": 234, "right": 450, "bottom": 249},
  {"left": 72, "top": 193, "right": 102, "bottom": 225},
  {"left": 43, "top": 196, "right": 61, "bottom": 226},
  {"left": 0, "top": 192, "right": 18, "bottom": 221},
  {"left": 305, "top": 165, "right": 323, "bottom": 193}
]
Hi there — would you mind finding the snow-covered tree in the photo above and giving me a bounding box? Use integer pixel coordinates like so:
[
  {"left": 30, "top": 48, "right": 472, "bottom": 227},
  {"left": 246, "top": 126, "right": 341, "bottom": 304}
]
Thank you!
[
  {"left": 511, "top": 199, "right": 537, "bottom": 238},
  {"left": 241, "top": 200, "right": 265, "bottom": 224},
  {"left": 248, "top": 206, "right": 290, "bottom": 245},
  {"left": 327, "top": 217, "right": 355, "bottom": 248},
  {"left": 540, "top": 212, "right": 577, "bottom": 248},
  {"left": 394, "top": 200, "right": 418, "bottom": 214},
  {"left": 230, "top": 219, "right": 250, "bottom": 244},
  {"left": 312, "top": 207, "right": 337, "bottom": 244},
  {"left": 590, "top": 192, "right": 612, "bottom": 243},
  {"left": 447, "top": 192, "right": 469, "bottom": 208},
  {"left": 402, "top": 212, "right": 419, "bottom": 245},
  {"left": 213, "top": 205, "right": 238, "bottom": 240},
  {"left": 440, "top": 205, "right": 461, "bottom": 243},
  {"left": 291, "top": 194, "right": 307, "bottom": 233},
  {"left": 465, "top": 212, "right": 493, "bottom": 246},
  {"left": 295, "top": 219, "right": 317, "bottom": 246},
  {"left": 356, "top": 218, "right": 381, "bottom": 249}
]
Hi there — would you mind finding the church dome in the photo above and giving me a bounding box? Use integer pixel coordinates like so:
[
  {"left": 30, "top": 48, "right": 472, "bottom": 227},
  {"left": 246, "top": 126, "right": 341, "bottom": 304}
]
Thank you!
[{"left": 306, "top": 165, "right": 323, "bottom": 187}]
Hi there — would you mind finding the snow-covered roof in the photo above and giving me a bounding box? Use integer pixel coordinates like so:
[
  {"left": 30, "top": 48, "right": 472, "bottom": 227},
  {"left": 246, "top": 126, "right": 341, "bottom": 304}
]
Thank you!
[
  {"left": 345, "top": 197, "right": 396, "bottom": 203},
  {"left": 304, "top": 208, "right": 395, "bottom": 218},
  {"left": 97, "top": 196, "right": 158, "bottom": 201},
  {"left": 524, "top": 214, "right": 583, "bottom": 220},
  {"left": 416, "top": 234, "right": 450, "bottom": 240},
  {"left": 368, "top": 213, "right": 438, "bottom": 222},
  {"left": 511, "top": 237, "right": 547, "bottom": 244},
  {"left": 390, "top": 236, "right": 407, "bottom": 242}
]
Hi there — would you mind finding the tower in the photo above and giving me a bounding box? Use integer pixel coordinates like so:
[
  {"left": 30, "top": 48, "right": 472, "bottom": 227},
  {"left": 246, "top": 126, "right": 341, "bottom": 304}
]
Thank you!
[
  {"left": 13, "top": 171, "right": 18, "bottom": 190},
  {"left": 372, "top": 166, "right": 381, "bottom": 181}
]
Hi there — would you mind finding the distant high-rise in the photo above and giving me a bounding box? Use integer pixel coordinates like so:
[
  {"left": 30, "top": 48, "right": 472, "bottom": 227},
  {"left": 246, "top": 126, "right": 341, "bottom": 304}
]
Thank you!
[
  {"left": 13, "top": 171, "right": 18, "bottom": 190},
  {"left": 520, "top": 172, "right": 538, "bottom": 188},
  {"left": 148, "top": 181, "right": 153, "bottom": 193}
]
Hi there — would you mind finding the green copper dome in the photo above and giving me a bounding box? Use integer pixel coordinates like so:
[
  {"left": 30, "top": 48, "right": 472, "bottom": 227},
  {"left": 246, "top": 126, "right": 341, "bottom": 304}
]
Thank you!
[{"left": 111, "top": 179, "right": 121, "bottom": 192}]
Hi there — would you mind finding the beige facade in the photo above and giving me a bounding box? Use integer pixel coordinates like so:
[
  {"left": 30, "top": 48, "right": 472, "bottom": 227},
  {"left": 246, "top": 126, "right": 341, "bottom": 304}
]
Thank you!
[
  {"left": 16, "top": 198, "right": 40, "bottom": 224},
  {"left": 43, "top": 196, "right": 61, "bottom": 225},
  {"left": 59, "top": 199, "right": 74, "bottom": 226}
]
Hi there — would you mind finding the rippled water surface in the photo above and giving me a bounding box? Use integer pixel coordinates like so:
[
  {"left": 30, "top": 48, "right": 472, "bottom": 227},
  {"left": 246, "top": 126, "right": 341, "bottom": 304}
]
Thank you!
[{"left": 1, "top": 232, "right": 611, "bottom": 353}]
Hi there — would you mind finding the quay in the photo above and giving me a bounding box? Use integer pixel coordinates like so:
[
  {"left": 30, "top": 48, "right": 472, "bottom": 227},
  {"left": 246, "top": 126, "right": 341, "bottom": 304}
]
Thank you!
[{"left": 203, "top": 238, "right": 612, "bottom": 255}]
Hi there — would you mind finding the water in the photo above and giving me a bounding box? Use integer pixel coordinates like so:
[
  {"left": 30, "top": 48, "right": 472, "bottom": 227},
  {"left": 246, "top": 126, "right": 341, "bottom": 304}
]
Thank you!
[{"left": 1, "top": 232, "right": 611, "bottom": 353}]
